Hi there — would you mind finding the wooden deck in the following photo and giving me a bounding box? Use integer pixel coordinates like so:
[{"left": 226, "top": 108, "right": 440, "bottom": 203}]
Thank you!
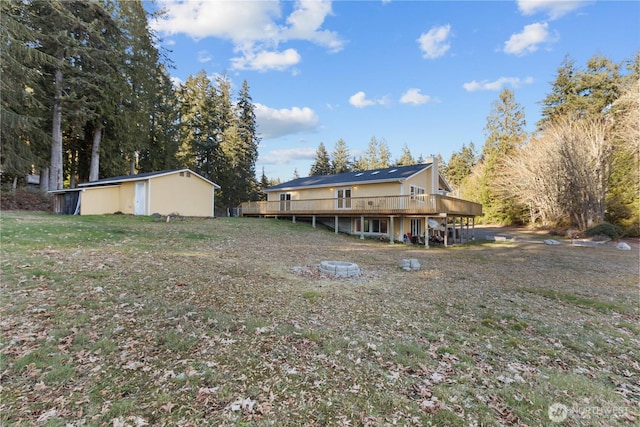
[{"left": 239, "top": 194, "right": 482, "bottom": 218}]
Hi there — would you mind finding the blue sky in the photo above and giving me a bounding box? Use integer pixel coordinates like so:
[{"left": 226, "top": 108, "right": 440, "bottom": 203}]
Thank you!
[{"left": 149, "top": 0, "right": 639, "bottom": 182}]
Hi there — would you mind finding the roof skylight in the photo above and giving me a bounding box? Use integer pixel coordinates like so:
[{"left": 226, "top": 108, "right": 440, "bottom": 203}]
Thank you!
[
  {"left": 371, "top": 171, "right": 380, "bottom": 175},
  {"left": 388, "top": 169, "right": 397, "bottom": 173},
  {"left": 355, "top": 172, "right": 364, "bottom": 176}
]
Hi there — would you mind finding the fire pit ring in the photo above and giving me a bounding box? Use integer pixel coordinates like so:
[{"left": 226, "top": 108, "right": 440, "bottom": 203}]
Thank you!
[{"left": 319, "top": 261, "right": 360, "bottom": 277}]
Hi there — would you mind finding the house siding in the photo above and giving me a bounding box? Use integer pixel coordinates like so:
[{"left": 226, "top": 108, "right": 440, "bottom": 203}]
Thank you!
[
  {"left": 80, "top": 186, "right": 123, "bottom": 215},
  {"left": 149, "top": 173, "right": 214, "bottom": 217}
]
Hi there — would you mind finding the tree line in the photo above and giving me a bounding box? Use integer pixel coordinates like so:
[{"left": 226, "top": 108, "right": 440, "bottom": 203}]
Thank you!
[
  {"left": 303, "top": 53, "right": 638, "bottom": 235},
  {"left": 1, "top": 0, "right": 259, "bottom": 210}
]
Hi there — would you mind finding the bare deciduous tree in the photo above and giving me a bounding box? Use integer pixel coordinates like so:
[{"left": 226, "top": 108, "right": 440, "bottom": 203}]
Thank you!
[{"left": 502, "top": 115, "right": 611, "bottom": 229}]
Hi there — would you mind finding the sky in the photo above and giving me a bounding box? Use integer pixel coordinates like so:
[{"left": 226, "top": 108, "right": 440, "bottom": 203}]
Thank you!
[{"left": 148, "top": 0, "right": 639, "bottom": 182}]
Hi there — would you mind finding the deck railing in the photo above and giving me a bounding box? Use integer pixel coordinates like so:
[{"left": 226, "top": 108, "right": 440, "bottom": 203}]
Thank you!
[{"left": 239, "top": 194, "right": 482, "bottom": 217}]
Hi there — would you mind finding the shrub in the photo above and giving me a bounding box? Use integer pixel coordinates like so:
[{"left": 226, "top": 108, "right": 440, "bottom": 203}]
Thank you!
[{"left": 584, "top": 222, "right": 625, "bottom": 240}]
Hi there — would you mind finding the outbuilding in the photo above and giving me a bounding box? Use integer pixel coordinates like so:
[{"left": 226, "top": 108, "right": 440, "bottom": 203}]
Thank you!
[{"left": 51, "top": 169, "right": 220, "bottom": 217}]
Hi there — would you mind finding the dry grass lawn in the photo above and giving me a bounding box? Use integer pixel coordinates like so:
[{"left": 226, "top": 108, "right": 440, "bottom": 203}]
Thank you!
[{"left": 1, "top": 212, "right": 638, "bottom": 426}]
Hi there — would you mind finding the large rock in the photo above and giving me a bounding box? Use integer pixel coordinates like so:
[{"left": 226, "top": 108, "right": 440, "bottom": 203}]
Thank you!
[{"left": 400, "top": 258, "right": 421, "bottom": 271}]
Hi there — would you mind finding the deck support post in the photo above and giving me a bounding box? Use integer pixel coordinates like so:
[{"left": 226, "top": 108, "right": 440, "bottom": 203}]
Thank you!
[
  {"left": 465, "top": 217, "right": 469, "bottom": 242},
  {"left": 292, "top": 215, "right": 296, "bottom": 224},
  {"left": 389, "top": 216, "right": 394, "bottom": 244},
  {"left": 444, "top": 216, "right": 448, "bottom": 247},
  {"left": 425, "top": 216, "right": 429, "bottom": 247},
  {"left": 472, "top": 217, "right": 475, "bottom": 240},
  {"left": 360, "top": 215, "right": 365, "bottom": 240},
  {"left": 334, "top": 216, "right": 339, "bottom": 234},
  {"left": 312, "top": 216, "right": 316, "bottom": 228}
]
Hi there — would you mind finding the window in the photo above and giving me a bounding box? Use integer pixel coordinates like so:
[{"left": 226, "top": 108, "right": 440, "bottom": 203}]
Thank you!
[
  {"left": 371, "top": 219, "right": 388, "bottom": 234},
  {"left": 336, "top": 188, "right": 352, "bottom": 209},
  {"left": 410, "top": 185, "right": 425, "bottom": 201},
  {"left": 353, "top": 218, "right": 387, "bottom": 235}
]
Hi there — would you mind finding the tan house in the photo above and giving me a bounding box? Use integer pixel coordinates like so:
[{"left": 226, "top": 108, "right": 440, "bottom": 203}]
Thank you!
[
  {"left": 240, "top": 158, "right": 482, "bottom": 246},
  {"left": 51, "top": 169, "right": 220, "bottom": 217}
]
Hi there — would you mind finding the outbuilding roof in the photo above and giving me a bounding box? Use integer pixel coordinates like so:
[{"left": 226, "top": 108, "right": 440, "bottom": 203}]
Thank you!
[
  {"left": 265, "top": 163, "right": 450, "bottom": 192},
  {"left": 77, "top": 169, "right": 220, "bottom": 188}
]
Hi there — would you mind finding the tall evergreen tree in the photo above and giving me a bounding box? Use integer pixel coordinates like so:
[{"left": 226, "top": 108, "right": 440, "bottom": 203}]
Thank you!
[
  {"left": 396, "top": 143, "right": 415, "bottom": 166},
  {"left": 330, "top": 138, "right": 352, "bottom": 174},
  {"left": 356, "top": 136, "right": 391, "bottom": 170},
  {"left": 138, "top": 64, "right": 180, "bottom": 173},
  {"left": 30, "top": 0, "right": 121, "bottom": 189},
  {"left": 309, "top": 142, "right": 332, "bottom": 175},
  {"left": 236, "top": 80, "right": 260, "bottom": 201},
  {"left": 539, "top": 54, "right": 623, "bottom": 126},
  {"left": 479, "top": 88, "right": 527, "bottom": 223},
  {"left": 258, "top": 167, "right": 270, "bottom": 201},
  {"left": 0, "top": 0, "right": 54, "bottom": 184},
  {"left": 177, "top": 71, "right": 218, "bottom": 176},
  {"left": 444, "top": 142, "right": 477, "bottom": 189},
  {"left": 106, "top": 0, "right": 170, "bottom": 178}
]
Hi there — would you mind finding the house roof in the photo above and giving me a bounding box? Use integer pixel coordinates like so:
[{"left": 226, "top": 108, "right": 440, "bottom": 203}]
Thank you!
[
  {"left": 77, "top": 169, "right": 220, "bottom": 189},
  {"left": 265, "top": 163, "right": 450, "bottom": 192}
]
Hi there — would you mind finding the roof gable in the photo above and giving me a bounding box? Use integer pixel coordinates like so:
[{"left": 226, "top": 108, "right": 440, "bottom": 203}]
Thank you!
[{"left": 266, "top": 164, "right": 429, "bottom": 191}]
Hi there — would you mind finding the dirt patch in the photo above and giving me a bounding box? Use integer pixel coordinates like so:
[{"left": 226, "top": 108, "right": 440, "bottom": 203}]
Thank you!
[{"left": 1, "top": 189, "right": 51, "bottom": 212}]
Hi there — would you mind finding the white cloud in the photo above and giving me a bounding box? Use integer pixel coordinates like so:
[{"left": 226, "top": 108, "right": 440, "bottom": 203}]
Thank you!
[
  {"left": 349, "top": 91, "right": 388, "bottom": 108},
  {"left": 255, "top": 103, "right": 320, "bottom": 139},
  {"left": 197, "top": 50, "right": 212, "bottom": 63},
  {"left": 504, "top": 22, "right": 556, "bottom": 55},
  {"left": 281, "top": 0, "right": 344, "bottom": 53},
  {"left": 231, "top": 48, "right": 301, "bottom": 72},
  {"left": 417, "top": 24, "right": 451, "bottom": 59},
  {"left": 260, "top": 147, "right": 317, "bottom": 165},
  {"left": 400, "top": 88, "right": 431, "bottom": 105},
  {"left": 463, "top": 76, "right": 534, "bottom": 92},
  {"left": 517, "top": 0, "right": 589, "bottom": 20},
  {"left": 152, "top": 0, "right": 344, "bottom": 72},
  {"left": 152, "top": 1, "right": 281, "bottom": 41}
]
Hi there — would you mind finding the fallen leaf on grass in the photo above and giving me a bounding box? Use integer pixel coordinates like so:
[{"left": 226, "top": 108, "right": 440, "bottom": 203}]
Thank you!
[
  {"left": 159, "top": 402, "right": 177, "bottom": 413},
  {"left": 36, "top": 408, "right": 57, "bottom": 423},
  {"left": 227, "top": 397, "right": 257, "bottom": 413}
]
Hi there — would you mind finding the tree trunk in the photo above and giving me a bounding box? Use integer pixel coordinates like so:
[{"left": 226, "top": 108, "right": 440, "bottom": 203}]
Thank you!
[
  {"left": 89, "top": 125, "right": 102, "bottom": 181},
  {"left": 49, "top": 68, "right": 64, "bottom": 190},
  {"left": 40, "top": 168, "right": 49, "bottom": 193}
]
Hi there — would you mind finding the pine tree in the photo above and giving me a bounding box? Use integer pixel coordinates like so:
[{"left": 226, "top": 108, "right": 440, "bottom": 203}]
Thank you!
[
  {"left": 479, "top": 88, "right": 527, "bottom": 223},
  {"left": 331, "top": 139, "right": 352, "bottom": 174},
  {"left": 356, "top": 137, "right": 391, "bottom": 170},
  {"left": 309, "top": 142, "right": 332, "bottom": 175},
  {"left": 540, "top": 54, "right": 623, "bottom": 126},
  {"left": 258, "top": 167, "right": 270, "bottom": 201},
  {"left": 444, "top": 142, "right": 477, "bottom": 189},
  {"left": 236, "top": 80, "right": 260, "bottom": 201},
  {"left": 0, "top": 0, "right": 55, "bottom": 183},
  {"left": 30, "top": 0, "right": 122, "bottom": 189},
  {"left": 396, "top": 143, "right": 415, "bottom": 166},
  {"left": 107, "top": 0, "right": 172, "bottom": 178}
]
